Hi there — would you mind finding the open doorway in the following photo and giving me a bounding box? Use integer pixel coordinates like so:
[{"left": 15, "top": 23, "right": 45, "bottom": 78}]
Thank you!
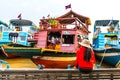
[{"left": 47, "top": 31, "right": 61, "bottom": 50}]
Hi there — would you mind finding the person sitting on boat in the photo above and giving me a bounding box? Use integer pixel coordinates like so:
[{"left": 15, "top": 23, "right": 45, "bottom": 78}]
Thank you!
[
  {"left": 47, "top": 36, "right": 56, "bottom": 49},
  {"left": 75, "top": 39, "right": 96, "bottom": 73},
  {"left": 55, "top": 38, "right": 60, "bottom": 50}
]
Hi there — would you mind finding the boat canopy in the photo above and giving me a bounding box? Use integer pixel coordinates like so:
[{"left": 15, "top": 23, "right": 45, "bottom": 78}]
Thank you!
[
  {"left": 95, "top": 20, "right": 119, "bottom": 26},
  {"left": 0, "top": 20, "right": 8, "bottom": 27},
  {"left": 10, "top": 19, "right": 33, "bottom": 26}
]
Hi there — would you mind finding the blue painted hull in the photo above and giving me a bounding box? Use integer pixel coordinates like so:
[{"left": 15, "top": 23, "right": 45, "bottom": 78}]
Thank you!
[{"left": 93, "top": 48, "right": 120, "bottom": 67}]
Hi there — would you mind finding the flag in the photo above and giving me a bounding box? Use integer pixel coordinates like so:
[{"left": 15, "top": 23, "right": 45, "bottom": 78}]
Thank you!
[
  {"left": 47, "top": 14, "right": 50, "bottom": 19},
  {"left": 65, "top": 4, "right": 71, "bottom": 9},
  {"left": 47, "top": 14, "right": 50, "bottom": 17},
  {"left": 18, "top": 13, "right": 21, "bottom": 19}
]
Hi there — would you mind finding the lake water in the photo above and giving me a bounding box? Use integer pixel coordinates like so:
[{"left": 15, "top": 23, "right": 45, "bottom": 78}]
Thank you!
[
  {"left": 0, "top": 57, "right": 114, "bottom": 69},
  {"left": 1, "top": 57, "right": 37, "bottom": 68},
  {"left": 0, "top": 52, "right": 114, "bottom": 69}
]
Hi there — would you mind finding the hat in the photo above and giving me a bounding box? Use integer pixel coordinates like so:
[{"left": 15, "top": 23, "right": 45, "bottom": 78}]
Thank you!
[{"left": 78, "top": 39, "right": 91, "bottom": 48}]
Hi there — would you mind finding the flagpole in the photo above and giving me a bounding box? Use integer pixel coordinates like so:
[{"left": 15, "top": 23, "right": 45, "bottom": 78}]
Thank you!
[{"left": 70, "top": 4, "right": 72, "bottom": 10}]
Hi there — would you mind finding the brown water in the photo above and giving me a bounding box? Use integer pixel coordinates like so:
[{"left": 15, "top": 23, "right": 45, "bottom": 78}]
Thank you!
[
  {"left": 95, "top": 60, "right": 114, "bottom": 68},
  {"left": 1, "top": 58, "right": 37, "bottom": 68},
  {"left": 0, "top": 57, "right": 114, "bottom": 69},
  {"left": 0, "top": 52, "right": 114, "bottom": 69}
]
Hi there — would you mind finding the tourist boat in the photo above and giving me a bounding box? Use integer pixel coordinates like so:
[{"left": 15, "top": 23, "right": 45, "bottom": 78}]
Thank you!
[
  {"left": 0, "top": 19, "right": 37, "bottom": 46},
  {"left": 1, "top": 43, "right": 41, "bottom": 58},
  {"left": 1, "top": 19, "right": 39, "bottom": 58},
  {"left": 32, "top": 10, "right": 91, "bottom": 68},
  {"left": 92, "top": 20, "right": 120, "bottom": 67},
  {"left": 0, "top": 20, "right": 9, "bottom": 52}
]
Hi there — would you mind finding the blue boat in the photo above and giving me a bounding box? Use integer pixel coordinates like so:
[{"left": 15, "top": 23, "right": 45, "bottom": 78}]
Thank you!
[
  {"left": 0, "top": 21, "right": 10, "bottom": 46},
  {"left": 93, "top": 20, "right": 120, "bottom": 67},
  {"left": 0, "top": 19, "right": 38, "bottom": 57},
  {"left": 0, "top": 19, "right": 38, "bottom": 46}
]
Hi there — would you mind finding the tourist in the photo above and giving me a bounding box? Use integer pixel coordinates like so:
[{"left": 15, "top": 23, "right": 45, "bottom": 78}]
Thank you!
[{"left": 75, "top": 39, "right": 96, "bottom": 73}]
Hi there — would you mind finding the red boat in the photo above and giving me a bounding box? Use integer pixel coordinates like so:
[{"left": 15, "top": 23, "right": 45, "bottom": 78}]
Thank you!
[{"left": 32, "top": 10, "right": 91, "bottom": 68}]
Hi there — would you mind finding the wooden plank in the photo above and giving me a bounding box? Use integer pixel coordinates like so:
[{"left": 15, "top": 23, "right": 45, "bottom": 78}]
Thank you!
[{"left": 0, "top": 68, "right": 120, "bottom": 79}]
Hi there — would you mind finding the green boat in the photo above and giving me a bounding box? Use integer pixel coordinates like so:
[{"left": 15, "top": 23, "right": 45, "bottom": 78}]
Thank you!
[{"left": 1, "top": 43, "right": 41, "bottom": 58}]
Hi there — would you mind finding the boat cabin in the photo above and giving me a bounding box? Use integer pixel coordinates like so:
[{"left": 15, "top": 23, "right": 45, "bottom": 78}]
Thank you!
[
  {"left": 93, "top": 20, "right": 120, "bottom": 48},
  {"left": 36, "top": 29, "right": 77, "bottom": 52},
  {"left": 35, "top": 10, "right": 91, "bottom": 52},
  {"left": 0, "top": 19, "right": 38, "bottom": 46},
  {"left": 0, "top": 21, "right": 8, "bottom": 32},
  {"left": 0, "top": 21, "right": 9, "bottom": 46}
]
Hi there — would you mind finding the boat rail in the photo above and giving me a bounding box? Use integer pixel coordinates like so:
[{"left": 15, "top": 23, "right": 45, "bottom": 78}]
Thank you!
[{"left": 0, "top": 68, "right": 120, "bottom": 80}]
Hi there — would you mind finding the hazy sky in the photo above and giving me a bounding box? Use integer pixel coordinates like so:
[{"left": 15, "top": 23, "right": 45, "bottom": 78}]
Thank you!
[{"left": 0, "top": 0, "right": 120, "bottom": 40}]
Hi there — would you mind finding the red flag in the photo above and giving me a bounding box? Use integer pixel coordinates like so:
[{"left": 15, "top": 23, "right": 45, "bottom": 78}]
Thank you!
[
  {"left": 18, "top": 13, "right": 21, "bottom": 19},
  {"left": 65, "top": 4, "right": 71, "bottom": 9}
]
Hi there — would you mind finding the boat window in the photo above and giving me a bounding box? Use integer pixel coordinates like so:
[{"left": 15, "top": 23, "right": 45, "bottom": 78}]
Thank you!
[
  {"left": 62, "top": 35, "right": 75, "bottom": 44},
  {"left": 9, "top": 33, "right": 18, "bottom": 37},
  {"left": 9, "top": 33, "right": 19, "bottom": 42},
  {"left": 0, "top": 26, "right": 2, "bottom": 32},
  {"left": 47, "top": 31, "right": 61, "bottom": 49},
  {"left": 15, "top": 27, "right": 21, "bottom": 31},
  {"left": 9, "top": 33, "right": 13, "bottom": 40},
  {"left": 100, "top": 26, "right": 109, "bottom": 33},
  {"left": 104, "top": 35, "right": 118, "bottom": 47},
  {"left": 20, "top": 36, "right": 26, "bottom": 41}
]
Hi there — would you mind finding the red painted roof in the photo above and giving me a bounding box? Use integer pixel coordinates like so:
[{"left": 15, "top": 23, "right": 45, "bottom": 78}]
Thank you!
[{"left": 57, "top": 10, "right": 91, "bottom": 25}]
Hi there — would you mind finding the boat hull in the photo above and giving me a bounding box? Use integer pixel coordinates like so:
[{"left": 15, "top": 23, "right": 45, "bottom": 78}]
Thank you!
[
  {"left": 1, "top": 44, "right": 41, "bottom": 58},
  {"left": 32, "top": 56, "right": 76, "bottom": 68},
  {"left": 94, "top": 48, "right": 120, "bottom": 67}
]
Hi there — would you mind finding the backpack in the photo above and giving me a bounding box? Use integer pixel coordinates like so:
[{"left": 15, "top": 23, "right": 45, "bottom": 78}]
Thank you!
[{"left": 84, "top": 47, "right": 91, "bottom": 62}]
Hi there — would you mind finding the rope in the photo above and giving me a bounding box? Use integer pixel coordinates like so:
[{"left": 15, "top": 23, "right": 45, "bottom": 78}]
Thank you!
[{"left": 99, "top": 48, "right": 107, "bottom": 66}]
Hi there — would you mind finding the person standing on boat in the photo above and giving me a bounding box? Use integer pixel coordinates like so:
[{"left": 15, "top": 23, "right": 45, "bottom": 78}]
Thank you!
[{"left": 75, "top": 39, "right": 96, "bottom": 73}]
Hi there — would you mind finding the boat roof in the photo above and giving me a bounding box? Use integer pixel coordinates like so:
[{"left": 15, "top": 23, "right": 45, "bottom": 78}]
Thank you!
[
  {"left": 10, "top": 19, "right": 33, "bottom": 26},
  {"left": 39, "top": 28, "right": 76, "bottom": 32},
  {"left": 0, "top": 20, "right": 8, "bottom": 27},
  {"left": 95, "top": 20, "right": 119, "bottom": 26},
  {"left": 57, "top": 10, "right": 91, "bottom": 25}
]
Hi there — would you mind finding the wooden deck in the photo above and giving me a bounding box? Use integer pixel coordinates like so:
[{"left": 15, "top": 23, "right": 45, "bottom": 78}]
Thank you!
[{"left": 0, "top": 68, "right": 120, "bottom": 80}]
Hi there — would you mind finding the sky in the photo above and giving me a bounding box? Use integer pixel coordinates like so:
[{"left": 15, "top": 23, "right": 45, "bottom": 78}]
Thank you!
[{"left": 0, "top": 0, "right": 120, "bottom": 42}]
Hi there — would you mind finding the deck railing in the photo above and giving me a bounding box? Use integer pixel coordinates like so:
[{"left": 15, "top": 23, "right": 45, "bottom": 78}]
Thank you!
[{"left": 0, "top": 68, "right": 120, "bottom": 80}]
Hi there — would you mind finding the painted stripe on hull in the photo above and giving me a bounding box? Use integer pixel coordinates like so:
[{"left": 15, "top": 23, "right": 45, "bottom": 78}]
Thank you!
[
  {"left": 96, "top": 52, "right": 120, "bottom": 66},
  {"left": 32, "top": 56, "right": 76, "bottom": 68},
  {"left": 2, "top": 46, "right": 41, "bottom": 58},
  {"left": 96, "top": 52, "right": 120, "bottom": 57},
  {"left": 32, "top": 56, "right": 76, "bottom": 61}
]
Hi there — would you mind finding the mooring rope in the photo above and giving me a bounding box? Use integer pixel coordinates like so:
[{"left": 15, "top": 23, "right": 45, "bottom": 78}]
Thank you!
[{"left": 99, "top": 48, "right": 107, "bottom": 66}]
